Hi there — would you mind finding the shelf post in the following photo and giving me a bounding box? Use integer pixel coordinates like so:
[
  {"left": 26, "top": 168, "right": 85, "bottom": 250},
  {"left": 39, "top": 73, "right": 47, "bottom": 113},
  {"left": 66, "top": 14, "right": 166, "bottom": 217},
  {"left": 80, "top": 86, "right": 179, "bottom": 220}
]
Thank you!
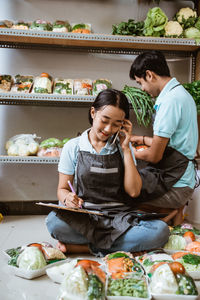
[{"left": 195, "top": 50, "right": 200, "bottom": 157}]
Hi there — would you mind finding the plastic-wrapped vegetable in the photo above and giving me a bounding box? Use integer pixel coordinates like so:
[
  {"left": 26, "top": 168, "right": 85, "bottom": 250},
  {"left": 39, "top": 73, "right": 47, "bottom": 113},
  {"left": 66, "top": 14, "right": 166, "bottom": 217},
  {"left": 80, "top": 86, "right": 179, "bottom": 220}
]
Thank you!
[
  {"left": 92, "top": 79, "right": 112, "bottom": 96},
  {"left": 17, "top": 247, "right": 47, "bottom": 270},
  {"left": 71, "top": 23, "right": 91, "bottom": 34},
  {"left": 0, "top": 74, "right": 13, "bottom": 92},
  {"left": 52, "top": 20, "right": 71, "bottom": 32},
  {"left": 30, "top": 20, "right": 52, "bottom": 31},
  {"left": 40, "top": 138, "right": 63, "bottom": 148},
  {"left": 5, "top": 134, "right": 40, "bottom": 156},
  {"left": 59, "top": 265, "right": 88, "bottom": 300}
]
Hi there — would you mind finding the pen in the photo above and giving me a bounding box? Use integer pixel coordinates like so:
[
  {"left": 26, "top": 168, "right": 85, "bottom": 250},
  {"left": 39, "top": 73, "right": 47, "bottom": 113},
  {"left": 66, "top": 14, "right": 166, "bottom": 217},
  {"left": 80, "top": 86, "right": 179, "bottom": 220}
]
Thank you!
[{"left": 67, "top": 180, "right": 82, "bottom": 208}]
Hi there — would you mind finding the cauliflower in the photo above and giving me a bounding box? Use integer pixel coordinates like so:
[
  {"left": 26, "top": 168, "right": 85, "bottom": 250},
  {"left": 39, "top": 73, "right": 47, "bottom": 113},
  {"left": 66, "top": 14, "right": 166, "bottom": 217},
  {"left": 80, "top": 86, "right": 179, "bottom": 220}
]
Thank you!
[
  {"left": 164, "top": 21, "right": 183, "bottom": 37},
  {"left": 176, "top": 7, "right": 197, "bottom": 28}
]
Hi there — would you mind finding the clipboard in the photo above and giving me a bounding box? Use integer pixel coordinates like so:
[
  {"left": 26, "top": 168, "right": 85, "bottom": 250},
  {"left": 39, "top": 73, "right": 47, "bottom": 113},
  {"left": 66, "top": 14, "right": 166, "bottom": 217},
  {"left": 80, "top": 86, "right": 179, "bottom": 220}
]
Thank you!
[{"left": 36, "top": 202, "right": 103, "bottom": 216}]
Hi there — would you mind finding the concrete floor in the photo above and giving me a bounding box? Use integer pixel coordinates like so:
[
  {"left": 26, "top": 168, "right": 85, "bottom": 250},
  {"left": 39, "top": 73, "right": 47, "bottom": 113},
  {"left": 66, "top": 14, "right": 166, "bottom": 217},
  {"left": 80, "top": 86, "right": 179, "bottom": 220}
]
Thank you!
[{"left": 1, "top": 215, "right": 200, "bottom": 300}]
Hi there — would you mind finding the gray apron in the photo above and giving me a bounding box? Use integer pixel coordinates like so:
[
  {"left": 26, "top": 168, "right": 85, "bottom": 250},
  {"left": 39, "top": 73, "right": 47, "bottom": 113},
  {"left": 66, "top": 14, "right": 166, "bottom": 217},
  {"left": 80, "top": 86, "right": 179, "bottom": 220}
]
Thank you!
[
  {"left": 136, "top": 146, "right": 195, "bottom": 202},
  {"left": 56, "top": 147, "right": 149, "bottom": 249}
]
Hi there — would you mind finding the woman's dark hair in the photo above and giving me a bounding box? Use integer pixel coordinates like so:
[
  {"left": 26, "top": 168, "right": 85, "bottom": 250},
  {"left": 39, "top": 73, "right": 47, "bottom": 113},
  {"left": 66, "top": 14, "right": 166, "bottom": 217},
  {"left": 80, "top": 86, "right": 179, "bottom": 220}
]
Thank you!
[
  {"left": 89, "top": 89, "right": 129, "bottom": 125},
  {"left": 129, "top": 50, "right": 170, "bottom": 80}
]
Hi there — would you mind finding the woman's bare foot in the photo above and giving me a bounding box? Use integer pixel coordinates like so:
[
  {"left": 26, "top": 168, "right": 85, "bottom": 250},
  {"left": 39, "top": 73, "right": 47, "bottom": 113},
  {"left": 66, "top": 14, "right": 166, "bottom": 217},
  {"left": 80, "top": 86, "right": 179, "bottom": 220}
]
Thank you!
[
  {"left": 56, "top": 241, "right": 67, "bottom": 253},
  {"left": 56, "top": 241, "right": 90, "bottom": 254}
]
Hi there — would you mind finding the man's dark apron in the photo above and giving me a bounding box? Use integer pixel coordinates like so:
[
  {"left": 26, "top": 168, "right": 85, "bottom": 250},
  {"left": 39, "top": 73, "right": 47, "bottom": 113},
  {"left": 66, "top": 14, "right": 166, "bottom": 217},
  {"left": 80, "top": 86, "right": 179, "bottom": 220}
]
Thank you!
[
  {"left": 136, "top": 146, "right": 195, "bottom": 202},
  {"left": 57, "top": 148, "right": 152, "bottom": 249}
]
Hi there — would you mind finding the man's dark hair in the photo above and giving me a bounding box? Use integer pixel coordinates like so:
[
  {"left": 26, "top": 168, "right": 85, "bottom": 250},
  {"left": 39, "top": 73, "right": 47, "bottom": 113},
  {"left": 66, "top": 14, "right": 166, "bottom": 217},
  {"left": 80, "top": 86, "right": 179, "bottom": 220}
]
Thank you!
[{"left": 129, "top": 50, "right": 171, "bottom": 80}]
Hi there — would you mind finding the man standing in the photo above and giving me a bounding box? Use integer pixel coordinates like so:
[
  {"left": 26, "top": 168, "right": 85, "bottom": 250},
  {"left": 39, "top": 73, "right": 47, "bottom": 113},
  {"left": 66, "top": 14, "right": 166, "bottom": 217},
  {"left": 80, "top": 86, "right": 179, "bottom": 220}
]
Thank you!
[{"left": 130, "top": 50, "right": 198, "bottom": 224}]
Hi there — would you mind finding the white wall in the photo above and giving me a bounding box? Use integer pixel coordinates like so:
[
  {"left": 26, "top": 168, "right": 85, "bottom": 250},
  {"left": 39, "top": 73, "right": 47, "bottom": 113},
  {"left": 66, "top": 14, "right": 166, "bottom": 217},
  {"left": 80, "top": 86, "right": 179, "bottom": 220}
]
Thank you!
[{"left": 0, "top": 0, "right": 194, "bottom": 201}]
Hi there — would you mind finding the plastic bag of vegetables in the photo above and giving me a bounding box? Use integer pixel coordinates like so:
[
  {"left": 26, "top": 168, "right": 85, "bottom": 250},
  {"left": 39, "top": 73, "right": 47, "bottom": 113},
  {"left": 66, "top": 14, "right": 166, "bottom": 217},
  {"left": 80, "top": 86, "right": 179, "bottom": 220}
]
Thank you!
[
  {"left": 150, "top": 263, "right": 198, "bottom": 296},
  {"left": 58, "top": 259, "right": 106, "bottom": 300},
  {"left": 5, "top": 133, "right": 40, "bottom": 156}
]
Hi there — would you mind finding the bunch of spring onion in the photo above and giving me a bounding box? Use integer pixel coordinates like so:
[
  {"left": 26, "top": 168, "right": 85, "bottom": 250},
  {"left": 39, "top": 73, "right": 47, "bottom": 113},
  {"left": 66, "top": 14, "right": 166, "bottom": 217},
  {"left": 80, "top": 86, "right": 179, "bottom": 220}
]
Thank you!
[{"left": 122, "top": 85, "right": 155, "bottom": 127}]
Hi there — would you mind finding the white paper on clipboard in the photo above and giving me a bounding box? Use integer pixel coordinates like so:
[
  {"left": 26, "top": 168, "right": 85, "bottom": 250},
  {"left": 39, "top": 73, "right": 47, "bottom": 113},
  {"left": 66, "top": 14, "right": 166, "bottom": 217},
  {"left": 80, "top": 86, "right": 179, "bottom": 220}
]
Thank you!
[{"left": 36, "top": 202, "right": 103, "bottom": 216}]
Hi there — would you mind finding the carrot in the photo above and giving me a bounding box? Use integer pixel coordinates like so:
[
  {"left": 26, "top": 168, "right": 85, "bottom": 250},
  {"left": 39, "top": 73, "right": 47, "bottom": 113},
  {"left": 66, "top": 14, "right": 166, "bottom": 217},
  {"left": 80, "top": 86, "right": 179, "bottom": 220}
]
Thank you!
[
  {"left": 28, "top": 243, "right": 43, "bottom": 252},
  {"left": 91, "top": 264, "right": 106, "bottom": 284},
  {"left": 172, "top": 251, "right": 191, "bottom": 260},
  {"left": 76, "top": 259, "right": 100, "bottom": 272},
  {"left": 72, "top": 29, "right": 90, "bottom": 34},
  {"left": 81, "top": 83, "right": 92, "bottom": 89},
  {"left": 185, "top": 241, "right": 200, "bottom": 252},
  {"left": 40, "top": 72, "right": 50, "bottom": 78},
  {"left": 107, "top": 257, "right": 125, "bottom": 273}
]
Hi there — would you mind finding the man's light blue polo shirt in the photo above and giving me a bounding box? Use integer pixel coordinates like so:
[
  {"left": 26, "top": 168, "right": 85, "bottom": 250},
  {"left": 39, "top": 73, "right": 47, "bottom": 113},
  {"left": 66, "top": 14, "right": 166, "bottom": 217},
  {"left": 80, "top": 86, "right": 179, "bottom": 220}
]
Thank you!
[
  {"left": 153, "top": 77, "right": 198, "bottom": 188},
  {"left": 58, "top": 129, "right": 136, "bottom": 175}
]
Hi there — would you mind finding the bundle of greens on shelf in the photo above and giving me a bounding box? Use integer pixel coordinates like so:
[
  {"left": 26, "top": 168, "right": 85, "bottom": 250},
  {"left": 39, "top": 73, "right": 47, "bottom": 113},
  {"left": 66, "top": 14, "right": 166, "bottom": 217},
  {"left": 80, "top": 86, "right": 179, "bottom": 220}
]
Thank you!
[
  {"left": 112, "top": 19, "right": 144, "bottom": 36},
  {"left": 183, "top": 80, "right": 200, "bottom": 114},
  {"left": 144, "top": 7, "right": 168, "bottom": 37},
  {"left": 122, "top": 85, "right": 154, "bottom": 127}
]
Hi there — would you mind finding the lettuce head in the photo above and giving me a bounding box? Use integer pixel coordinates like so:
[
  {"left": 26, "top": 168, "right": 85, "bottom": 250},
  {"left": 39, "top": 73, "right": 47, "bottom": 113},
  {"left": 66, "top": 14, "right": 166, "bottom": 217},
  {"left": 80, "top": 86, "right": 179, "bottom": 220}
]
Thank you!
[
  {"left": 144, "top": 7, "right": 168, "bottom": 37},
  {"left": 164, "top": 235, "right": 186, "bottom": 250},
  {"left": 17, "top": 246, "right": 47, "bottom": 270}
]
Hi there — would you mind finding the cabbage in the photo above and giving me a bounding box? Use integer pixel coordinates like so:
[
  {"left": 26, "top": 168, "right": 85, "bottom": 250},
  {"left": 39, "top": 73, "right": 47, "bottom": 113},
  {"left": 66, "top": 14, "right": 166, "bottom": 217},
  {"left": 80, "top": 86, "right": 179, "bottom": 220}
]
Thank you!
[
  {"left": 144, "top": 7, "right": 168, "bottom": 37},
  {"left": 150, "top": 264, "right": 178, "bottom": 294},
  {"left": 164, "top": 235, "right": 186, "bottom": 250},
  {"left": 59, "top": 266, "right": 88, "bottom": 300},
  {"left": 184, "top": 27, "right": 200, "bottom": 45},
  {"left": 46, "top": 259, "right": 77, "bottom": 283},
  {"left": 17, "top": 247, "right": 47, "bottom": 270}
]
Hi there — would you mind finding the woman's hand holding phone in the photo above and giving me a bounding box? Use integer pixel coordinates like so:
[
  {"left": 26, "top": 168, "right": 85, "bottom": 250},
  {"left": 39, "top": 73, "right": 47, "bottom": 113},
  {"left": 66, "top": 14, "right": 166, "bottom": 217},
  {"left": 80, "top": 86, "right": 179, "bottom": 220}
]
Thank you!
[{"left": 119, "top": 119, "right": 133, "bottom": 150}]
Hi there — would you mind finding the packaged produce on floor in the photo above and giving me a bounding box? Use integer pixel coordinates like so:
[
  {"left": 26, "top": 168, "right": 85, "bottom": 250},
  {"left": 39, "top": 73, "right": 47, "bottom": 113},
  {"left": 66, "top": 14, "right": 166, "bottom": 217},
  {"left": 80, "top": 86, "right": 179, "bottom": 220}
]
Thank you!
[
  {"left": 55, "top": 259, "right": 106, "bottom": 300},
  {"left": 32, "top": 72, "right": 53, "bottom": 94},
  {"left": 149, "top": 263, "right": 198, "bottom": 297},
  {"left": 4, "top": 242, "right": 67, "bottom": 279},
  {"left": 104, "top": 251, "right": 144, "bottom": 279},
  {"left": 164, "top": 223, "right": 200, "bottom": 253},
  {"left": 0, "top": 74, "right": 13, "bottom": 92},
  {"left": 92, "top": 79, "right": 112, "bottom": 96},
  {"left": 52, "top": 20, "right": 71, "bottom": 32},
  {"left": 11, "top": 74, "right": 33, "bottom": 93},
  {"left": 53, "top": 78, "right": 73, "bottom": 95},
  {"left": 136, "top": 250, "right": 173, "bottom": 274},
  {"left": 5, "top": 134, "right": 40, "bottom": 156}
]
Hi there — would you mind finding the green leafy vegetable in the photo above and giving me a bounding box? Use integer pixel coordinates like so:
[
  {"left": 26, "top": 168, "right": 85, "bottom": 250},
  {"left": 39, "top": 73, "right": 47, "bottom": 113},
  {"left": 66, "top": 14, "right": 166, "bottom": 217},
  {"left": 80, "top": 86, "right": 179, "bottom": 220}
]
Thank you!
[
  {"left": 144, "top": 7, "right": 168, "bottom": 37},
  {"left": 107, "top": 277, "right": 148, "bottom": 297},
  {"left": 107, "top": 252, "right": 130, "bottom": 260},
  {"left": 176, "top": 273, "right": 198, "bottom": 295},
  {"left": 6, "top": 247, "right": 22, "bottom": 267},
  {"left": 184, "top": 27, "right": 200, "bottom": 44},
  {"left": 87, "top": 274, "right": 105, "bottom": 300},
  {"left": 40, "top": 138, "right": 63, "bottom": 148},
  {"left": 122, "top": 85, "right": 155, "bottom": 127},
  {"left": 183, "top": 81, "right": 200, "bottom": 113},
  {"left": 112, "top": 19, "right": 144, "bottom": 36},
  {"left": 17, "top": 247, "right": 47, "bottom": 270},
  {"left": 182, "top": 254, "right": 200, "bottom": 265}
]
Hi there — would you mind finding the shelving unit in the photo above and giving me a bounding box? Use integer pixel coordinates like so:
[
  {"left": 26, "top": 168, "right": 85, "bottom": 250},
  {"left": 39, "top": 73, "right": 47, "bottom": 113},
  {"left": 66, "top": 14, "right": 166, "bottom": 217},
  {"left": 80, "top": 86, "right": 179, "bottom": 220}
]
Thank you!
[
  {"left": 0, "top": 30, "right": 199, "bottom": 164},
  {"left": 0, "top": 0, "right": 200, "bottom": 165}
]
